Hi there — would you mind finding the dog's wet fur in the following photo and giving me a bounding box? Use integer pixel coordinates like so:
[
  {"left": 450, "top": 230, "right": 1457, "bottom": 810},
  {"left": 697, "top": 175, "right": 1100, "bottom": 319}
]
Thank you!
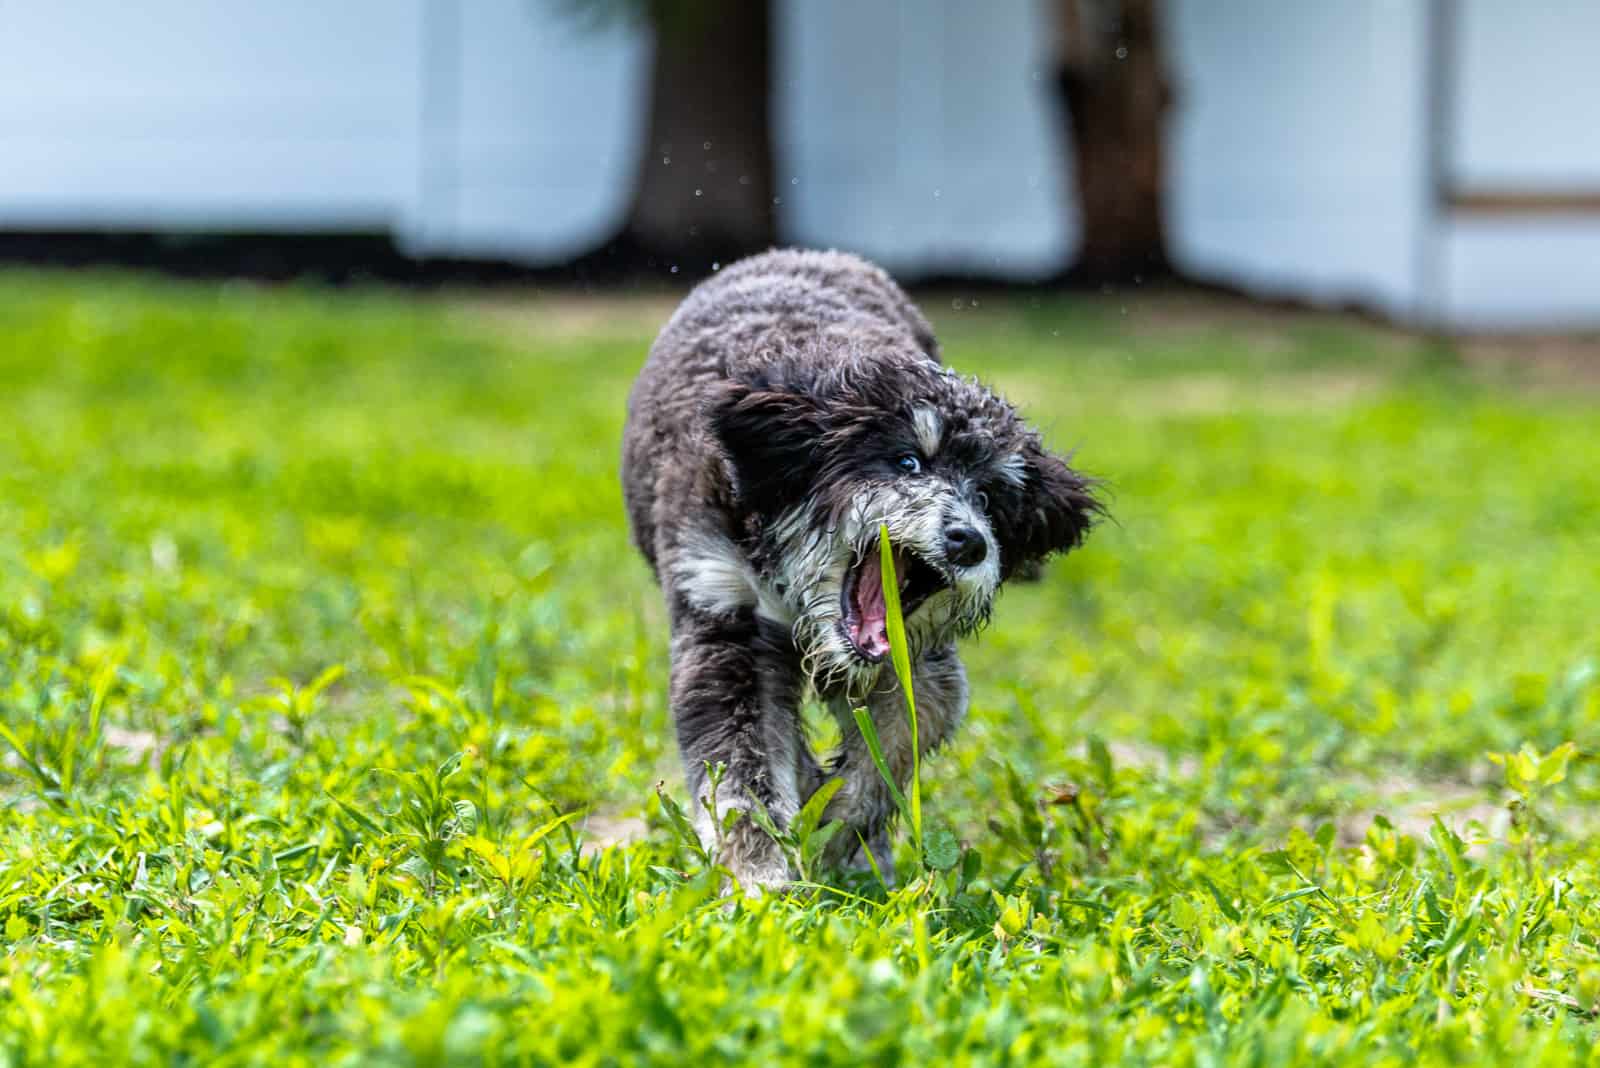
[{"left": 622, "top": 249, "right": 1102, "bottom": 890}]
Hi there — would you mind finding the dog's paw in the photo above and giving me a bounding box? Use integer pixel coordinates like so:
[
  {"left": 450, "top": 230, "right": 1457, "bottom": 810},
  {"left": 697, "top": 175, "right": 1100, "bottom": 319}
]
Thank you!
[{"left": 717, "top": 818, "right": 794, "bottom": 897}]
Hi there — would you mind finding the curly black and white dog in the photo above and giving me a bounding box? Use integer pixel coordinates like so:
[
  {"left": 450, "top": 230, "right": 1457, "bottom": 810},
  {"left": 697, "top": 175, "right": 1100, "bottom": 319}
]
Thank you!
[{"left": 622, "top": 249, "right": 1101, "bottom": 890}]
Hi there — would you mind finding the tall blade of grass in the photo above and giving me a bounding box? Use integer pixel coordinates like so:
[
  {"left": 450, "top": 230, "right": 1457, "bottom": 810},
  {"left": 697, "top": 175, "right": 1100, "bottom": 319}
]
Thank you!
[
  {"left": 86, "top": 653, "right": 121, "bottom": 746},
  {"left": 521, "top": 810, "right": 580, "bottom": 851},
  {"left": 851, "top": 707, "right": 910, "bottom": 823},
  {"left": 878, "top": 523, "right": 921, "bottom": 850},
  {"left": 325, "top": 791, "right": 386, "bottom": 838},
  {"left": 0, "top": 718, "right": 64, "bottom": 804}
]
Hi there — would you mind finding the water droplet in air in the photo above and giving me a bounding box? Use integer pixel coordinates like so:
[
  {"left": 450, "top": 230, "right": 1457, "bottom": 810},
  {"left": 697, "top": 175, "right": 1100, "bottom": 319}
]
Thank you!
[
  {"left": 790, "top": 177, "right": 799, "bottom": 185},
  {"left": 670, "top": 265, "right": 679, "bottom": 274},
  {"left": 951, "top": 298, "right": 965, "bottom": 310},
  {"left": 662, "top": 156, "right": 671, "bottom": 165},
  {"left": 1115, "top": 45, "right": 1128, "bottom": 59},
  {"left": 694, "top": 188, "right": 703, "bottom": 197},
  {"left": 712, "top": 262, "right": 720, "bottom": 271},
  {"left": 702, "top": 140, "right": 712, "bottom": 150}
]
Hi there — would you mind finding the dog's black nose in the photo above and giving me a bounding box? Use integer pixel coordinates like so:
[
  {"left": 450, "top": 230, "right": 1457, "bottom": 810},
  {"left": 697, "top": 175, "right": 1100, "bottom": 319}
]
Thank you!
[{"left": 944, "top": 525, "right": 987, "bottom": 568}]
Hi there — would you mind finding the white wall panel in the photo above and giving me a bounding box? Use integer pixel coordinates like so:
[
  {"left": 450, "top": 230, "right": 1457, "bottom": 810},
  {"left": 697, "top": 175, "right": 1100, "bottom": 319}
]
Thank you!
[
  {"left": 1439, "top": 1, "right": 1600, "bottom": 328},
  {"left": 1166, "top": 0, "right": 1429, "bottom": 317},
  {"left": 776, "top": 0, "right": 1070, "bottom": 279},
  {"left": 417, "top": 0, "right": 647, "bottom": 261},
  {"left": 0, "top": 1, "right": 423, "bottom": 228},
  {"left": 1454, "top": 0, "right": 1600, "bottom": 189}
]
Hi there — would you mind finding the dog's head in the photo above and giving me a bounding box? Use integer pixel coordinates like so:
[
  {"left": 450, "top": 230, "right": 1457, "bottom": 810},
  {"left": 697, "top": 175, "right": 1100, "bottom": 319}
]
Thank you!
[{"left": 711, "top": 341, "right": 1102, "bottom": 691}]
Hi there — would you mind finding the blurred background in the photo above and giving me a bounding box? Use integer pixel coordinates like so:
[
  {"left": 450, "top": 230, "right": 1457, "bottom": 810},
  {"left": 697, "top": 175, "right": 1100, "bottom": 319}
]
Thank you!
[{"left": 1, "top": 0, "right": 1597, "bottom": 330}]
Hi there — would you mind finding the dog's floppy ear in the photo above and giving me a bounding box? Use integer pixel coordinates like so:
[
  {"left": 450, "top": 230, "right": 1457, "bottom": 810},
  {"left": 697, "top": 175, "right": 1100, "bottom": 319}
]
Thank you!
[
  {"left": 708, "top": 381, "right": 825, "bottom": 513},
  {"left": 1003, "top": 440, "right": 1102, "bottom": 577}
]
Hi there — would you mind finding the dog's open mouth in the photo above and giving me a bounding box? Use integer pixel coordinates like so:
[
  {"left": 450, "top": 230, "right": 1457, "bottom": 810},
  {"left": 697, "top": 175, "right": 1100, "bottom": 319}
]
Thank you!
[{"left": 840, "top": 545, "right": 948, "bottom": 662}]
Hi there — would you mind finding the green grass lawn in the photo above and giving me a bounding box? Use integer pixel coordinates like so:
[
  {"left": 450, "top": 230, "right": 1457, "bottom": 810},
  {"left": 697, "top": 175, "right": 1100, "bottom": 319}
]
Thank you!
[{"left": 2, "top": 273, "right": 1598, "bottom": 1065}]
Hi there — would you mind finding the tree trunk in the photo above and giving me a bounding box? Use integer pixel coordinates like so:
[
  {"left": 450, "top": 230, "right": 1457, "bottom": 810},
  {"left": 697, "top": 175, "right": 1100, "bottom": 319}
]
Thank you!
[
  {"left": 1050, "top": 0, "right": 1173, "bottom": 284},
  {"left": 593, "top": 0, "right": 776, "bottom": 276}
]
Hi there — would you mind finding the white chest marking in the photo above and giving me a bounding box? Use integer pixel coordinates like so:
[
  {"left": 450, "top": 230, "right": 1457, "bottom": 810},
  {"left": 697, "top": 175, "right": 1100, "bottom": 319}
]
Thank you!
[{"left": 671, "top": 527, "right": 793, "bottom": 625}]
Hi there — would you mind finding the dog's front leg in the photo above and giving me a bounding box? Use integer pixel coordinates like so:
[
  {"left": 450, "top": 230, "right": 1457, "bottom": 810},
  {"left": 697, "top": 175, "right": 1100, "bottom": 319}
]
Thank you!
[
  {"left": 822, "top": 645, "right": 970, "bottom": 881},
  {"left": 669, "top": 612, "right": 805, "bottom": 893}
]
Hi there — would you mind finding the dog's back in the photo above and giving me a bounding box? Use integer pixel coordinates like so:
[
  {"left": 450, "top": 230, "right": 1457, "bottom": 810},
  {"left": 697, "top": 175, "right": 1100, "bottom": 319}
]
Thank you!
[
  {"left": 621, "top": 249, "right": 937, "bottom": 576},
  {"left": 656, "top": 248, "right": 938, "bottom": 367}
]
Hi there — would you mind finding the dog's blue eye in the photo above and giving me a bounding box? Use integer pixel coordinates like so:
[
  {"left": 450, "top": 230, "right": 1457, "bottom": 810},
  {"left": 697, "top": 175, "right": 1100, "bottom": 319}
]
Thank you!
[{"left": 895, "top": 454, "right": 921, "bottom": 475}]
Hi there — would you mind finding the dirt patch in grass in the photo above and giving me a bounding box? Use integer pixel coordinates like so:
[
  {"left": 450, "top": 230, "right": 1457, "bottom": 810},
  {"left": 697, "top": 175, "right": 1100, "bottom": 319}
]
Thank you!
[
  {"left": 1458, "top": 334, "right": 1600, "bottom": 390},
  {"left": 448, "top": 291, "right": 680, "bottom": 343},
  {"left": 1111, "top": 288, "right": 1416, "bottom": 349},
  {"left": 103, "top": 726, "right": 165, "bottom": 767},
  {"left": 579, "top": 811, "right": 651, "bottom": 854},
  {"left": 1102, "top": 740, "right": 1510, "bottom": 851},
  {"left": 1337, "top": 773, "right": 1509, "bottom": 848},
  {"left": 1115, "top": 290, "right": 1600, "bottom": 393},
  {"left": 1127, "top": 369, "right": 1391, "bottom": 416}
]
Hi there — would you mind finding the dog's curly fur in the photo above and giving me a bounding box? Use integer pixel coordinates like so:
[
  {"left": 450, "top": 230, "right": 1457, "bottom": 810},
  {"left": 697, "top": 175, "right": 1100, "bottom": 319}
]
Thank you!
[{"left": 622, "top": 249, "right": 1102, "bottom": 889}]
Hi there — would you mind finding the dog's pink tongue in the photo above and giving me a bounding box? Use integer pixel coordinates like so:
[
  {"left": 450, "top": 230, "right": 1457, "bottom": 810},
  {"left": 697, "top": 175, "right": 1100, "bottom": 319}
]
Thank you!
[{"left": 851, "top": 554, "right": 891, "bottom": 659}]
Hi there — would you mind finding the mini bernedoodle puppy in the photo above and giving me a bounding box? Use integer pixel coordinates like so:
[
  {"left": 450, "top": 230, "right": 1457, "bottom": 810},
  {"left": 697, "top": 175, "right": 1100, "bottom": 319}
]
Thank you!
[{"left": 622, "top": 249, "right": 1102, "bottom": 891}]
